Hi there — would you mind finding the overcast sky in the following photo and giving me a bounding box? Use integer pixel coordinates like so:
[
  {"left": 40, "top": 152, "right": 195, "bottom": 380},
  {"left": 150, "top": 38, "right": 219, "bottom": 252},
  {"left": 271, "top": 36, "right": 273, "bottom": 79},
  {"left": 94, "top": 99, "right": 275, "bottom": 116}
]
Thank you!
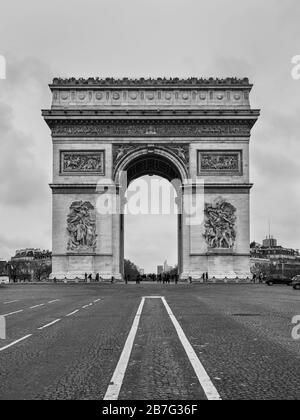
[{"left": 0, "top": 0, "right": 299, "bottom": 271}]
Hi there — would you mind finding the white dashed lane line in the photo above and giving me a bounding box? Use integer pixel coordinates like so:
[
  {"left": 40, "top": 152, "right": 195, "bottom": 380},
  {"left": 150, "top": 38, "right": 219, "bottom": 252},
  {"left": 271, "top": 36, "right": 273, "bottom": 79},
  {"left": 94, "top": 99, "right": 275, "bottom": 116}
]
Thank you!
[
  {"left": 2, "top": 310, "right": 24, "bottom": 317},
  {"left": 0, "top": 335, "right": 32, "bottom": 352},
  {"left": 38, "top": 319, "right": 61, "bottom": 330},
  {"left": 0, "top": 299, "right": 102, "bottom": 352},
  {"left": 3, "top": 300, "right": 20, "bottom": 305},
  {"left": 0, "top": 299, "right": 60, "bottom": 317}
]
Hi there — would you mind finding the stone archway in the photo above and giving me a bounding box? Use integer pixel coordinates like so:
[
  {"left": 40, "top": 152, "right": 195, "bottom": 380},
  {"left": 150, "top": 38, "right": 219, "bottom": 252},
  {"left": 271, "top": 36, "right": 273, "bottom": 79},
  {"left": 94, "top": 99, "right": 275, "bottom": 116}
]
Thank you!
[{"left": 43, "top": 77, "right": 259, "bottom": 282}]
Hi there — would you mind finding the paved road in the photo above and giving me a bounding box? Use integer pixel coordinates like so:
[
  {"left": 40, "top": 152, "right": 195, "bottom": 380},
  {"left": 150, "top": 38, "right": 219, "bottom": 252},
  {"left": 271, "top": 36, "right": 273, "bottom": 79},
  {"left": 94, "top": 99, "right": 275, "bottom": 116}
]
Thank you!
[{"left": 0, "top": 283, "right": 299, "bottom": 400}]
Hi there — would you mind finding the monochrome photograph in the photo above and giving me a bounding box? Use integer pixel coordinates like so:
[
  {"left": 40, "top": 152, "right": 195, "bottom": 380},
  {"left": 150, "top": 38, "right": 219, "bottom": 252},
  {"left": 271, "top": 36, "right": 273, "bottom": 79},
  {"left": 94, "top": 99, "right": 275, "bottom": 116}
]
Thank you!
[{"left": 0, "top": 0, "right": 299, "bottom": 407}]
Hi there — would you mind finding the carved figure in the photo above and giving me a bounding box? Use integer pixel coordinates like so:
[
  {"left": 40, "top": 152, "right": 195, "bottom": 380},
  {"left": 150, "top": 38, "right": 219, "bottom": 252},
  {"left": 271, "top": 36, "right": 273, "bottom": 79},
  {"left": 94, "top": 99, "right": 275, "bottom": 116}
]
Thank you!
[
  {"left": 203, "top": 198, "right": 236, "bottom": 249},
  {"left": 67, "top": 201, "right": 97, "bottom": 251}
]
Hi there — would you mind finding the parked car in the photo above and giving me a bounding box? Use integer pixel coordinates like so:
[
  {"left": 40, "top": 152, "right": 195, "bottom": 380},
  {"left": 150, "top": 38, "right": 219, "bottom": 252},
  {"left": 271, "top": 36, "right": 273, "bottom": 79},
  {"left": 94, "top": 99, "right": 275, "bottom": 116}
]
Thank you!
[
  {"left": 292, "top": 275, "right": 300, "bottom": 290},
  {"left": 266, "top": 275, "right": 292, "bottom": 286}
]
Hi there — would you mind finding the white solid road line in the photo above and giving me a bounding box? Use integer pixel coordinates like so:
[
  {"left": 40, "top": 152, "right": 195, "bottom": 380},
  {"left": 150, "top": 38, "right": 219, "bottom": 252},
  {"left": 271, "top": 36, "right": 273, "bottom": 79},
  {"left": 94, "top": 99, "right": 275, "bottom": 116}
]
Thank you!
[
  {"left": 82, "top": 303, "right": 93, "bottom": 309},
  {"left": 161, "top": 297, "right": 221, "bottom": 401},
  {"left": 48, "top": 300, "right": 60, "bottom": 304},
  {"left": 2, "top": 310, "right": 24, "bottom": 317},
  {"left": 66, "top": 309, "right": 79, "bottom": 317},
  {"left": 30, "top": 304, "right": 45, "bottom": 309},
  {"left": 3, "top": 300, "right": 19, "bottom": 305},
  {"left": 0, "top": 335, "right": 32, "bottom": 352},
  {"left": 93, "top": 299, "right": 101, "bottom": 303},
  {"left": 38, "top": 319, "right": 61, "bottom": 330},
  {"left": 103, "top": 297, "right": 145, "bottom": 400}
]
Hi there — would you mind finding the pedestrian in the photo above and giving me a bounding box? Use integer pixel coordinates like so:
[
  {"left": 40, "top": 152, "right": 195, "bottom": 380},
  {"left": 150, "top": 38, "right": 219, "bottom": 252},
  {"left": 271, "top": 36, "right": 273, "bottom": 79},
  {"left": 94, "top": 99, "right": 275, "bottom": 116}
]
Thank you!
[
  {"left": 252, "top": 273, "right": 256, "bottom": 283},
  {"left": 88, "top": 273, "right": 92, "bottom": 282},
  {"left": 189, "top": 276, "right": 193, "bottom": 284},
  {"left": 205, "top": 272, "right": 209, "bottom": 282},
  {"left": 96, "top": 273, "right": 100, "bottom": 282},
  {"left": 111, "top": 276, "right": 114, "bottom": 284},
  {"left": 84, "top": 273, "right": 87, "bottom": 283},
  {"left": 202, "top": 272, "right": 205, "bottom": 283},
  {"left": 258, "top": 273, "right": 263, "bottom": 284}
]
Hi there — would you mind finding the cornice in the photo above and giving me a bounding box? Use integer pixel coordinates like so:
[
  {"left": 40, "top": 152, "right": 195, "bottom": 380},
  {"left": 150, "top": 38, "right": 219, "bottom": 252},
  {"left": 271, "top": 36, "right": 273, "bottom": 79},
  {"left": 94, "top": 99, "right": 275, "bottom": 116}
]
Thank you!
[
  {"left": 50, "top": 183, "right": 253, "bottom": 194},
  {"left": 50, "top": 77, "right": 252, "bottom": 89},
  {"left": 42, "top": 109, "right": 260, "bottom": 119}
]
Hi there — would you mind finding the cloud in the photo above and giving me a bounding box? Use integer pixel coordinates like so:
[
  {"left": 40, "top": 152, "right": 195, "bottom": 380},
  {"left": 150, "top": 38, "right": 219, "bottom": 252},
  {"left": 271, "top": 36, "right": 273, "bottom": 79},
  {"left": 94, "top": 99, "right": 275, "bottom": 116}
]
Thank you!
[
  {"left": 0, "top": 57, "right": 53, "bottom": 259},
  {"left": 0, "top": 0, "right": 300, "bottom": 265},
  {"left": 0, "top": 102, "right": 48, "bottom": 206}
]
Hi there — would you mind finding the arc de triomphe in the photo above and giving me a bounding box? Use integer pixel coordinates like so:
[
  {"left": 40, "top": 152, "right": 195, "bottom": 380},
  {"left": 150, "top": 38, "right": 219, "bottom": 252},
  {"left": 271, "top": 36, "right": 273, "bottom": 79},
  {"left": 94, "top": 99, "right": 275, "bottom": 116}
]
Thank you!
[{"left": 42, "top": 77, "right": 259, "bottom": 282}]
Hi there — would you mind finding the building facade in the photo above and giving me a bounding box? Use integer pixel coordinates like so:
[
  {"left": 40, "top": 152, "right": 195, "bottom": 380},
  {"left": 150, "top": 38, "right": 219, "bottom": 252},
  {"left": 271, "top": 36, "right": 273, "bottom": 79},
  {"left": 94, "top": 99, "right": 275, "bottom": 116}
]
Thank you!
[
  {"left": 43, "top": 77, "right": 259, "bottom": 281},
  {"left": 9, "top": 249, "right": 52, "bottom": 282},
  {"left": 251, "top": 236, "right": 300, "bottom": 278}
]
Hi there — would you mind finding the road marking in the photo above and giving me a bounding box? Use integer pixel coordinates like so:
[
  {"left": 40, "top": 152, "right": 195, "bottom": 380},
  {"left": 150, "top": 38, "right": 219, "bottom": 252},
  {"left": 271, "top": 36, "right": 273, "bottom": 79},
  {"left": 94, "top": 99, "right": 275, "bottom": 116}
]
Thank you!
[
  {"left": 38, "top": 319, "right": 61, "bottom": 330},
  {"left": 48, "top": 300, "right": 60, "bottom": 304},
  {"left": 66, "top": 310, "right": 79, "bottom": 317},
  {"left": 93, "top": 299, "right": 101, "bottom": 303},
  {"left": 0, "top": 315, "right": 5, "bottom": 339},
  {"left": 82, "top": 303, "right": 93, "bottom": 309},
  {"left": 104, "top": 296, "right": 221, "bottom": 401},
  {"left": 0, "top": 335, "right": 32, "bottom": 352},
  {"left": 2, "top": 310, "right": 23, "bottom": 317},
  {"left": 3, "top": 300, "right": 19, "bottom": 305},
  {"left": 30, "top": 304, "right": 45, "bottom": 309},
  {"left": 103, "top": 297, "right": 145, "bottom": 400},
  {"left": 161, "top": 297, "right": 221, "bottom": 401}
]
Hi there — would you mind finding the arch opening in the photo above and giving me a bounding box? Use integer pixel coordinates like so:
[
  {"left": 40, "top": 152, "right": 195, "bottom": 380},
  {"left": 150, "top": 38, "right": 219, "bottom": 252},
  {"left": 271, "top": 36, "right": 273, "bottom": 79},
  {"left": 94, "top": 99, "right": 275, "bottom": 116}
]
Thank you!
[{"left": 117, "top": 150, "right": 185, "bottom": 280}]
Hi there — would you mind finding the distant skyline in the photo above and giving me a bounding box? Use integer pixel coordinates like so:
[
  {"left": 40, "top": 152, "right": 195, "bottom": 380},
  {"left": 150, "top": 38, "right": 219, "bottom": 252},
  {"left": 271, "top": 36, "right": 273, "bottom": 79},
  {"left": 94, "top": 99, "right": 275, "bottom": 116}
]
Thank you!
[{"left": 0, "top": 0, "right": 300, "bottom": 266}]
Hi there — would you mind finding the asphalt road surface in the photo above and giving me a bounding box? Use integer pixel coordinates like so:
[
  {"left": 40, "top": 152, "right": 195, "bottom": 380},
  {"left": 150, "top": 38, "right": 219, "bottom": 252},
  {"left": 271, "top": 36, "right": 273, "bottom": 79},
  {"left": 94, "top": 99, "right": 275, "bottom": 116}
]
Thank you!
[{"left": 0, "top": 283, "right": 299, "bottom": 400}]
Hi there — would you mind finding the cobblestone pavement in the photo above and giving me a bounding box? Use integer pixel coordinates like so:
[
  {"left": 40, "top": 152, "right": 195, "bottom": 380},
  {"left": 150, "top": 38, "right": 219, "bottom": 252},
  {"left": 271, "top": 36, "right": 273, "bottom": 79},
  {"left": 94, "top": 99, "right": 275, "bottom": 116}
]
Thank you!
[{"left": 0, "top": 283, "right": 299, "bottom": 400}]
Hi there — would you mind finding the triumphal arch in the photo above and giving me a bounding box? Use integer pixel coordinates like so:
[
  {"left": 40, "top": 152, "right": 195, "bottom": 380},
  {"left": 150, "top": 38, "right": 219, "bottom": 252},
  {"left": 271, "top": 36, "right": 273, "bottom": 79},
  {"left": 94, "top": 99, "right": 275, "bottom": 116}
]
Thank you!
[{"left": 43, "top": 77, "right": 259, "bottom": 282}]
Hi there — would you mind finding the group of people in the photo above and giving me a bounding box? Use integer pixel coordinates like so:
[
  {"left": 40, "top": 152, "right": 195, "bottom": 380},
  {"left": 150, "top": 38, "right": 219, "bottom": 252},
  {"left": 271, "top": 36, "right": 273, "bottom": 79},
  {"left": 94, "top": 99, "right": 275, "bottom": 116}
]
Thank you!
[
  {"left": 84, "top": 273, "right": 108, "bottom": 282},
  {"left": 157, "top": 273, "right": 179, "bottom": 284},
  {"left": 252, "top": 273, "right": 267, "bottom": 284},
  {"left": 124, "top": 272, "right": 180, "bottom": 284}
]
